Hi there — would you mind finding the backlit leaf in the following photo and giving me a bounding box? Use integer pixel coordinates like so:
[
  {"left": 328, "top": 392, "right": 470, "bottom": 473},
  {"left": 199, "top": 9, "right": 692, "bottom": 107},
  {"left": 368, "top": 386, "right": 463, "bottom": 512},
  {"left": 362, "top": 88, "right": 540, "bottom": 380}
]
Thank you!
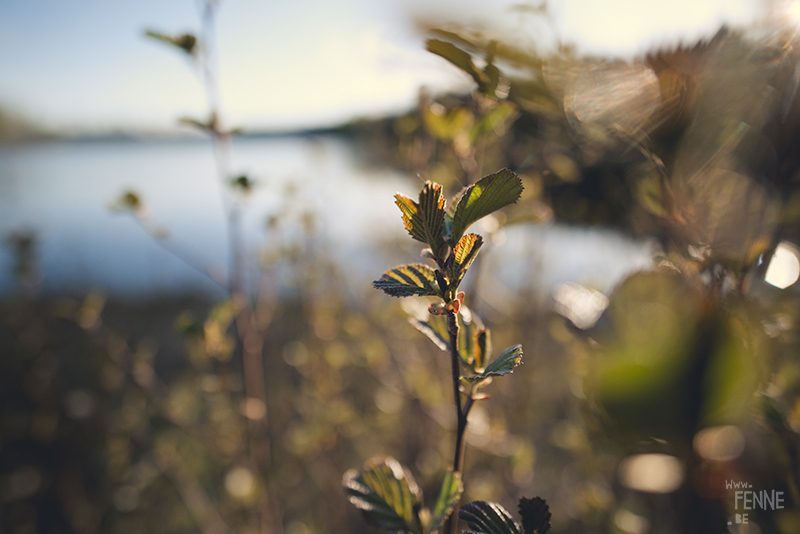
[
  {"left": 343, "top": 457, "right": 423, "bottom": 534},
  {"left": 450, "top": 169, "right": 523, "bottom": 244},
  {"left": 428, "top": 471, "right": 463, "bottom": 533},
  {"left": 409, "top": 316, "right": 449, "bottom": 352},
  {"left": 409, "top": 307, "right": 483, "bottom": 365},
  {"left": 466, "top": 345, "right": 522, "bottom": 381},
  {"left": 457, "top": 307, "right": 485, "bottom": 366},
  {"left": 395, "top": 182, "right": 447, "bottom": 253},
  {"left": 474, "top": 329, "right": 491, "bottom": 371},
  {"left": 459, "top": 501, "right": 520, "bottom": 534},
  {"left": 518, "top": 497, "right": 551, "bottom": 534},
  {"left": 443, "top": 190, "right": 462, "bottom": 239},
  {"left": 448, "top": 233, "right": 483, "bottom": 289},
  {"left": 374, "top": 264, "right": 439, "bottom": 298}
]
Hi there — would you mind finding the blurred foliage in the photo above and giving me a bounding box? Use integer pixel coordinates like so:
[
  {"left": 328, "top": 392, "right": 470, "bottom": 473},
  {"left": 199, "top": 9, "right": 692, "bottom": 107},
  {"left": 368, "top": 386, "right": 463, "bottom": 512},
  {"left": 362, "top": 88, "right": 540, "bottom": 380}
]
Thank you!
[{"left": 8, "top": 5, "right": 800, "bottom": 534}]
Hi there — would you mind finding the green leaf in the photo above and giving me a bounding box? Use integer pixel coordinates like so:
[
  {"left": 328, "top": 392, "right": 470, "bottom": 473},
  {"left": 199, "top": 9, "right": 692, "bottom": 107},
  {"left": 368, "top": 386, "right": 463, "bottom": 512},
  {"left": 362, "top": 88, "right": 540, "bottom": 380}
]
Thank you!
[
  {"left": 518, "top": 497, "right": 551, "bottom": 534},
  {"left": 483, "top": 345, "right": 523, "bottom": 376},
  {"left": 459, "top": 501, "right": 520, "bottom": 534},
  {"left": 409, "top": 307, "right": 484, "bottom": 365},
  {"left": 426, "top": 39, "right": 489, "bottom": 91},
  {"left": 409, "top": 316, "right": 449, "bottom": 351},
  {"left": 457, "top": 307, "right": 485, "bottom": 366},
  {"left": 474, "top": 329, "right": 491, "bottom": 371},
  {"left": 395, "top": 182, "right": 447, "bottom": 253},
  {"left": 343, "top": 457, "right": 423, "bottom": 534},
  {"left": 448, "top": 233, "right": 483, "bottom": 289},
  {"left": 443, "top": 190, "right": 463, "bottom": 240},
  {"left": 466, "top": 345, "right": 522, "bottom": 381},
  {"left": 374, "top": 264, "right": 439, "bottom": 298},
  {"left": 428, "top": 471, "right": 463, "bottom": 533},
  {"left": 144, "top": 30, "right": 197, "bottom": 55},
  {"left": 450, "top": 169, "right": 524, "bottom": 244}
]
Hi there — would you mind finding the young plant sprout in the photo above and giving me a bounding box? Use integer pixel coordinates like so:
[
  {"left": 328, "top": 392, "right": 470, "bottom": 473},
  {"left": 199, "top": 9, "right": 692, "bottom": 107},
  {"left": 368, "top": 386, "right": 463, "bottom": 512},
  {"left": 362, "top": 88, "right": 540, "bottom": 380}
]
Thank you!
[{"left": 343, "top": 169, "right": 550, "bottom": 534}]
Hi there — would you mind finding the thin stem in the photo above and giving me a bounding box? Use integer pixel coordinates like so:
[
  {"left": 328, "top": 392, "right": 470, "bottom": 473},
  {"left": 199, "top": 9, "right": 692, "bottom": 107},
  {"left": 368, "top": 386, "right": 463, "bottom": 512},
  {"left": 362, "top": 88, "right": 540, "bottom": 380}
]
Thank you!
[
  {"left": 446, "top": 310, "right": 472, "bottom": 534},
  {"left": 447, "top": 313, "right": 466, "bottom": 473},
  {"left": 133, "top": 217, "right": 228, "bottom": 290},
  {"left": 196, "top": 4, "right": 279, "bottom": 533}
]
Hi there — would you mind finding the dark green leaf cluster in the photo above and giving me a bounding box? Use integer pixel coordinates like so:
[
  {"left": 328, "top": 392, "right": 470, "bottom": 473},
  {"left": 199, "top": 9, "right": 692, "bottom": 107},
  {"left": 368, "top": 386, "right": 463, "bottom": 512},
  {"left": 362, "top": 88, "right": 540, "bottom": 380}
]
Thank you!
[
  {"left": 374, "top": 169, "right": 523, "bottom": 302},
  {"left": 459, "top": 497, "right": 551, "bottom": 534},
  {"left": 343, "top": 457, "right": 462, "bottom": 534}
]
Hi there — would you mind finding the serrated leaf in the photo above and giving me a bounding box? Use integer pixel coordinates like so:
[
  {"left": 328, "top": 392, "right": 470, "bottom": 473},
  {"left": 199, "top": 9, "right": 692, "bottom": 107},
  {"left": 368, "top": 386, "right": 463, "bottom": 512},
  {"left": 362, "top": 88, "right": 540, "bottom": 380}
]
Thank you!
[
  {"left": 450, "top": 169, "right": 524, "bottom": 244},
  {"left": 459, "top": 501, "right": 520, "bottom": 534},
  {"left": 483, "top": 345, "right": 523, "bottom": 376},
  {"left": 428, "top": 471, "right": 463, "bottom": 533},
  {"left": 518, "top": 497, "right": 551, "bottom": 534},
  {"left": 466, "top": 345, "right": 522, "bottom": 381},
  {"left": 374, "top": 264, "right": 439, "bottom": 298},
  {"left": 343, "top": 457, "right": 423, "bottom": 534},
  {"left": 448, "top": 233, "right": 483, "bottom": 289},
  {"left": 395, "top": 182, "right": 447, "bottom": 253}
]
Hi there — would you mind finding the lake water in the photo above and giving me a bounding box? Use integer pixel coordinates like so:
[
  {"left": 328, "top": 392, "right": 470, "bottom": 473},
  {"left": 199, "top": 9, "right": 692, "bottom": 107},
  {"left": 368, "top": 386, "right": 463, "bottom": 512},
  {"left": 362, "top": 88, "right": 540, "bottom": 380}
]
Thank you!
[{"left": 0, "top": 136, "right": 655, "bottom": 300}]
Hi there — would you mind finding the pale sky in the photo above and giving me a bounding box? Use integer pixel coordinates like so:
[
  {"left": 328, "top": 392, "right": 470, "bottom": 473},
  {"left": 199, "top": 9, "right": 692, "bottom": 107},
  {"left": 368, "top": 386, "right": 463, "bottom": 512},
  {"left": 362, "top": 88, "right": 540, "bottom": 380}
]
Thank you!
[{"left": 0, "top": 0, "right": 764, "bottom": 134}]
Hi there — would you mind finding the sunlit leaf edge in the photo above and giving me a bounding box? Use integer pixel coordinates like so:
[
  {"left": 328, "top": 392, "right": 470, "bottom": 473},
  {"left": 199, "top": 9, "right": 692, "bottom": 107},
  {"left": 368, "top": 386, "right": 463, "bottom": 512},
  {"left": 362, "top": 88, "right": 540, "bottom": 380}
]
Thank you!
[
  {"left": 459, "top": 500, "right": 520, "bottom": 534},
  {"left": 373, "top": 264, "right": 440, "bottom": 298},
  {"left": 449, "top": 233, "right": 483, "bottom": 288},
  {"left": 428, "top": 471, "right": 463, "bottom": 533},
  {"left": 394, "top": 182, "right": 447, "bottom": 252},
  {"left": 342, "top": 457, "right": 423, "bottom": 533},
  {"left": 450, "top": 169, "right": 523, "bottom": 244},
  {"left": 465, "top": 345, "right": 522, "bottom": 381},
  {"left": 518, "top": 497, "right": 551, "bottom": 534}
]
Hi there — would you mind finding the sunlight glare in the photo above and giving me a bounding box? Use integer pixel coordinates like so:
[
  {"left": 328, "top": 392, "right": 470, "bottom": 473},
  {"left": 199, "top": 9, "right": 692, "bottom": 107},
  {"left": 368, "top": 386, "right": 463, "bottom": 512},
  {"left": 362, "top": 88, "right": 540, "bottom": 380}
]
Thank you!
[
  {"left": 787, "top": 0, "right": 800, "bottom": 24},
  {"left": 552, "top": 282, "right": 609, "bottom": 329},
  {"left": 765, "top": 242, "right": 800, "bottom": 289}
]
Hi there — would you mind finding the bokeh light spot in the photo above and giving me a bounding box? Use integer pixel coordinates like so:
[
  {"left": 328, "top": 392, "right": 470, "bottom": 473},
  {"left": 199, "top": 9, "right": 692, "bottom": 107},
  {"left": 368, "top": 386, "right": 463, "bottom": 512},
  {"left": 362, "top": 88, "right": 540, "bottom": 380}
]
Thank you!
[
  {"left": 693, "top": 425, "right": 745, "bottom": 462},
  {"left": 618, "top": 453, "right": 683, "bottom": 493},
  {"left": 225, "top": 467, "right": 256, "bottom": 500}
]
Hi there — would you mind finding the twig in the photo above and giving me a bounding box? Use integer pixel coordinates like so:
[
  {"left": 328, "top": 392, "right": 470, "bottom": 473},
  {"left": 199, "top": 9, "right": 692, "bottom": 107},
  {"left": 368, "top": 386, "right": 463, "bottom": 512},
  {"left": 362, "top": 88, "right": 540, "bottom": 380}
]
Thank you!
[{"left": 446, "top": 310, "right": 474, "bottom": 534}]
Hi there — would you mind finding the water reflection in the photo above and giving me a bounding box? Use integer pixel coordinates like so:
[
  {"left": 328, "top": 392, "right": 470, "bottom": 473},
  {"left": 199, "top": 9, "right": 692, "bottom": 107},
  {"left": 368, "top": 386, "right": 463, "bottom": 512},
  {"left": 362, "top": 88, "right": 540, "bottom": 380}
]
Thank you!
[{"left": 0, "top": 137, "right": 655, "bottom": 298}]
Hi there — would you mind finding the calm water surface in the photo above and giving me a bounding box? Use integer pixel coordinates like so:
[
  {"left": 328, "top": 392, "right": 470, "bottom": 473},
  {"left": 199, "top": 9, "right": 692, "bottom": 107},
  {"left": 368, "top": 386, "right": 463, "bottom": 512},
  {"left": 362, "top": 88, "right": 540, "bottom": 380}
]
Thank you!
[{"left": 0, "top": 136, "right": 654, "bottom": 299}]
